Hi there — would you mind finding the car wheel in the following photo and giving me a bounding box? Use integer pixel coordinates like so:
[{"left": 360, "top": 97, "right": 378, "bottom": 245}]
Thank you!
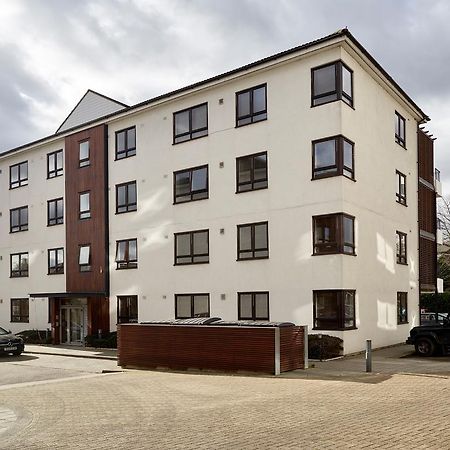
[{"left": 415, "top": 338, "right": 435, "bottom": 357}]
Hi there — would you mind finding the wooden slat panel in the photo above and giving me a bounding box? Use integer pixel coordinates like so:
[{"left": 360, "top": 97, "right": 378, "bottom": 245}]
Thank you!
[
  {"left": 419, "top": 237, "right": 437, "bottom": 290},
  {"left": 418, "top": 130, "right": 434, "bottom": 184},
  {"left": 418, "top": 184, "right": 436, "bottom": 234},
  {"left": 280, "top": 326, "right": 305, "bottom": 371}
]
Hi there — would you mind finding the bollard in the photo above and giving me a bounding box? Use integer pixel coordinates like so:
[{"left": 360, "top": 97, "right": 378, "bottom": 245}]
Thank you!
[{"left": 365, "top": 339, "right": 372, "bottom": 372}]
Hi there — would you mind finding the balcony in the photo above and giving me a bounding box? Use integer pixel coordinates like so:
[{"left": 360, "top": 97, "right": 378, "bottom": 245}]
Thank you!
[{"left": 435, "top": 168, "right": 442, "bottom": 197}]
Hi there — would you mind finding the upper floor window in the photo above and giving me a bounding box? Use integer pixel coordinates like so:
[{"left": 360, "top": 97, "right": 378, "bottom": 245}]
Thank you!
[
  {"left": 48, "top": 198, "right": 64, "bottom": 226},
  {"left": 79, "top": 141, "right": 90, "bottom": 167},
  {"left": 79, "top": 192, "right": 91, "bottom": 219},
  {"left": 312, "top": 61, "right": 353, "bottom": 107},
  {"left": 395, "top": 112, "right": 406, "bottom": 147},
  {"left": 10, "top": 206, "right": 28, "bottom": 233},
  {"left": 174, "top": 165, "right": 208, "bottom": 204},
  {"left": 175, "top": 230, "right": 209, "bottom": 265},
  {"left": 236, "top": 84, "right": 267, "bottom": 127},
  {"left": 397, "top": 292, "right": 408, "bottom": 325},
  {"left": 10, "top": 252, "right": 29, "bottom": 278},
  {"left": 79, "top": 245, "right": 91, "bottom": 272},
  {"left": 10, "top": 161, "right": 28, "bottom": 189},
  {"left": 236, "top": 152, "right": 268, "bottom": 193},
  {"left": 173, "top": 103, "right": 208, "bottom": 144},
  {"left": 47, "top": 150, "right": 63, "bottom": 178},
  {"left": 175, "top": 294, "right": 210, "bottom": 319},
  {"left": 237, "top": 221, "right": 269, "bottom": 260},
  {"left": 238, "top": 292, "right": 269, "bottom": 321},
  {"left": 313, "top": 213, "right": 355, "bottom": 255},
  {"left": 313, "top": 290, "right": 356, "bottom": 330},
  {"left": 117, "top": 295, "right": 138, "bottom": 324},
  {"left": 11, "top": 298, "right": 29, "bottom": 323},
  {"left": 48, "top": 248, "right": 64, "bottom": 275},
  {"left": 116, "top": 181, "right": 137, "bottom": 213},
  {"left": 312, "top": 136, "right": 354, "bottom": 180},
  {"left": 116, "top": 127, "right": 136, "bottom": 160},
  {"left": 396, "top": 231, "right": 407, "bottom": 265},
  {"left": 115, "top": 239, "right": 138, "bottom": 269},
  {"left": 396, "top": 171, "right": 407, "bottom": 206}
]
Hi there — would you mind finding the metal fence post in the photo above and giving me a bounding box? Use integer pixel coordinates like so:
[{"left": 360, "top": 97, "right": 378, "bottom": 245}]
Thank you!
[
  {"left": 303, "top": 325, "right": 309, "bottom": 369},
  {"left": 365, "top": 339, "right": 372, "bottom": 372}
]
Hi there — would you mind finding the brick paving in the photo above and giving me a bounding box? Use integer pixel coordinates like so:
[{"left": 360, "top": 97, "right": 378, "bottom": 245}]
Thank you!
[{"left": 0, "top": 369, "right": 449, "bottom": 449}]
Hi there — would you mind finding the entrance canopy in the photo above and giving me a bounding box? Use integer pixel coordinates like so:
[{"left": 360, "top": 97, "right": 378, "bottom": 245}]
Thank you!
[{"left": 29, "top": 292, "right": 107, "bottom": 298}]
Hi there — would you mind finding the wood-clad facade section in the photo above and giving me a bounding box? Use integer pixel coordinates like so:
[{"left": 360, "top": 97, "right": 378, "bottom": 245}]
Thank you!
[{"left": 118, "top": 324, "right": 305, "bottom": 374}]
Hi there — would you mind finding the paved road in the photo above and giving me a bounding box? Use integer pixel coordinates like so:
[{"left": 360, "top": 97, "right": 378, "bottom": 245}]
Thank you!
[{"left": 0, "top": 351, "right": 449, "bottom": 449}]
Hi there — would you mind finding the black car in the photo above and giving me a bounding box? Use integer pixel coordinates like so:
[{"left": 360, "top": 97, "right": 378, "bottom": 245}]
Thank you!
[
  {"left": 406, "top": 313, "right": 450, "bottom": 356},
  {"left": 0, "top": 327, "right": 25, "bottom": 356}
]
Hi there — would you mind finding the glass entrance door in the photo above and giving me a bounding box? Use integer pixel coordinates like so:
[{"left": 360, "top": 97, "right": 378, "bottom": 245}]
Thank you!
[{"left": 60, "top": 307, "right": 85, "bottom": 345}]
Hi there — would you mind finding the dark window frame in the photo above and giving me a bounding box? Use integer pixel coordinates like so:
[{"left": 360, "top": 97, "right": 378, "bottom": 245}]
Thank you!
[
  {"left": 174, "top": 229, "right": 209, "bottom": 265},
  {"left": 237, "top": 221, "right": 269, "bottom": 261},
  {"left": 10, "top": 298, "right": 29, "bottom": 323},
  {"left": 312, "top": 135, "right": 355, "bottom": 180},
  {"left": 10, "top": 252, "right": 29, "bottom": 278},
  {"left": 79, "top": 244, "right": 91, "bottom": 272},
  {"left": 9, "top": 161, "right": 28, "bottom": 189},
  {"left": 235, "top": 84, "right": 268, "bottom": 127},
  {"left": 237, "top": 291, "right": 270, "bottom": 321},
  {"left": 173, "top": 103, "right": 208, "bottom": 144},
  {"left": 173, "top": 165, "right": 209, "bottom": 204},
  {"left": 79, "top": 140, "right": 90, "bottom": 168},
  {"left": 48, "top": 247, "right": 64, "bottom": 275},
  {"left": 10, "top": 206, "right": 28, "bottom": 233},
  {"left": 115, "top": 238, "right": 138, "bottom": 269},
  {"left": 311, "top": 60, "right": 354, "bottom": 108},
  {"left": 313, "top": 213, "right": 356, "bottom": 255},
  {"left": 397, "top": 292, "right": 408, "bottom": 325},
  {"left": 395, "top": 111, "right": 406, "bottom": 148},
  {"left": 396, "top": 170, "right": 407, "bottom": 206},
  {"left": 116, "top": 181, "right": 137, "bottom": 214},
  {"left": 47, "top": 149, "right": 63, "bottom": 178},
  {"left": 313, "top": 290, "right": 356, "bottom": 331},
  {"left": 117, "top": 295, "right": 138, "bottom": 324},
  {"left": 79, "top": 191, "right": 91, "bottom": 220},
  {"left": 175, "top": 293, "right": 210, "bottom": 319},
  {"left": 115, "top": 126, "right": 136, "bottom": 160},
  {"left": 47, "top": 197, "right": 64, "bottom": 226},
  {"left": 396, "top": 231, "right": 407, "bottom": 265},
  {"left": 236, "top": 151, "right": 268, "bottom": 193}
]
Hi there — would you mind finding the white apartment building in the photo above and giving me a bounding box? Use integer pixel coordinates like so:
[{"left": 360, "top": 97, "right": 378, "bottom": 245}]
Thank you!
[{"left": 0, "top": 29, "right": 439, "bottom": 354}]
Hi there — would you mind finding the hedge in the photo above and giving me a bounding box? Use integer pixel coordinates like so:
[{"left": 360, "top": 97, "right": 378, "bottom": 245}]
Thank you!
[
  {"left": 308, "top": 334, "right": 343, "bottom": 360},
  {"left": 420, "top": 293, "right": 450, "bottom": 313}
]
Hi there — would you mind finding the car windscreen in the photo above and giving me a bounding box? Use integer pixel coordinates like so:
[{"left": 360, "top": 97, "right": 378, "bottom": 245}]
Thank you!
[{"left": 0, "top": 327, "right": 9, "bottom": 335}]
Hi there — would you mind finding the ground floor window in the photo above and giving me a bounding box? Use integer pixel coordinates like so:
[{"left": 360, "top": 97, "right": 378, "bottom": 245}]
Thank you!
[
  {"left": 313, "top": 290, "right": 356, "bottom": 330},
  {"left": 117, "top": 296, "right": 138, "bottom": 323},
  {"left": 238, "top": 292, "right": 269, "bottom": 320},
  {"left": 175, "top": 294, "right": 210, "bottom": 319},
  {"left": 397, "top": 292, "right": 408, "bottom": 324},
  {"left": 11, "top": 298, "right": 29, "bottom": 323}
]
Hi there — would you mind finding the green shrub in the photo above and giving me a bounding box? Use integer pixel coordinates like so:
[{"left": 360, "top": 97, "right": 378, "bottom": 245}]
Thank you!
[
  {"left": 85, "top": 331, "right": 117, "bottom": 348},
  {"left": 308, "top": 334, "right": 343, "bottom": 360},
  {"left": 420, "top": 293, "right": 450, "bottom": 313},
  {"left": 16, "top": 329, "right": 52, "bottom": 344}
]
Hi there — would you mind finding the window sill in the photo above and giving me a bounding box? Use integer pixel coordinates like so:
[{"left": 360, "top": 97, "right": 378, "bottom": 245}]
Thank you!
[
  {"left": 395, "top": 141, "right": 407, "bottom": 150},
  {"left": 9, "top": 185, "right": 28, "bottom": 190},
  {"left": 397, "top": 322, "right": 409, "bottom": 325},
  {"left": 115, "top": 210, "right": 137, "bottom": 215},
  {"left": 47, "top": 174, "right": 63, "bottom": 180},
  {"left": 172, "top": 133, "right": 208, "bottom": 146},
  {"left": 115, "top": 153, "right": 137, "bottom": 161},
  {"left": 236, "top": 185, "right": 268, "bottom": 194},
  {"left": 174, "top": 261, "right": 210, "bottom": 266},
  {"left": 9, "top": 230, "right": 28, "bottom": 234},
  {"left": 311, "top": 98, "right": 355, "bottom": 110},
  {"left": 311, "top": 173, "right": 356, "bottom": 182},
  {"left": 397, "top": 262, "right": 408, "bottom": 266},
  {"left": 47, "top": 223, "right": 64, "bottom": 227},
  {"left": 173, "top": 197, "right": 209, "bottom": 206},
  {"left": 116, "top": 266, "right": 138, "bottom": 270},
  {"left": 312, "top": 252, "right": 357, "bottom": 257},
  {"left": 313, "top": 327, "right": 358, "bottom": 331},
  {"left": 48, "top": 272, "right": 64, "bottom": 275},
  {"left": 235, "top": 117, "right": 268, "bottom": 129},
  {"left": 237, "top": 256, "right": 269, "bottom": 261},
  {"left": 396, "top": 200, "right": 408, "bottom": 207}
]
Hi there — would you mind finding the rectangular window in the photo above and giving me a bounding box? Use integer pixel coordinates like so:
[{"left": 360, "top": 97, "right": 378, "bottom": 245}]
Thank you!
[
  {"left": 312, "top": 136, "right": 354, "bottom": 180},
  {"left": 395, "top": 112, "right": 406, "bottom": 147},
  {"left": 313, "top": 213, "right": 355, "bottom": 255},
  {"left": 237, "top": 221, "right": 269, "bottom": 260},
  {"left": 116, "top": 181, "right": 137, "bottom": 213},
  {"left": 397, "top": 292, "right": 408, "bottom": 324},
  {"left": 117, "top": 295, "right": 138, "bottom": 324},
  {"left": 174, "top": 165, "right": 208, "bottom": 204},
  {"left": 116, "top": 127, "right": 136, "bottom": 160},
  {"left": 175, "top": 230, "right": 209, "bottom": 265},
  {"left": 396, "top": 171, "right": 407, "bottom": 205},
  {"left": 236, "top": 152, "right": 268, "bottom": 192},
  {"left": 48, "top": 248, "right": 64, "bottom": 275},
  {"left": 47, "top": 150, "right": 63, "bottom": 178},
  {"left": 175, "top": 294, "right": 210, "bottom": 319},
  {"left": 10, "top": 161, "right": 28, "bottom": 189},
  {"left": 11, "top": 298, "right": 29, "bottom": 323},
  {"left": 10, "top": 252, "right": 29, "bottom": 278},
  {"left": 313, "top": 290, "right": 356, "bottom": 330},
  {"left": 396, "top": 231, "right": 407, "bottom": 265},
  {"left": 236, "top": 84, "right": 267, "bottom": 127},
  {"left": 79, "top": 141, "right": 90, "bottom": 167},
  {"left": 47, "top": 198, "right": 64, "bottom": 226},
  {"left": 238, "top": 292, "right": 269, "bottom": 321},
  {"left": 79, "top": 245, "right": 91, "bottom": 272},
  {"left": 312, "top": 61, "right": 353, "bottom": 107},
  {"left": 79, "top": 192, "right": 91, "bottom": 219},
  {"left": 173, "top": 103, "right": 208, "bottom": 144},
  {"left": 10, "top": 206, "right": 28, "bottom": 233},
  {"left": 115, "top": 239, "right": 138, "bottom": 269}
]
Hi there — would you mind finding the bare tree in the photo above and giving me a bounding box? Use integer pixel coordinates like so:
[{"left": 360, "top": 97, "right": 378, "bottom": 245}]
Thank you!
[{"left": 437, "top": 196, "right": 450, "bottom": 243}]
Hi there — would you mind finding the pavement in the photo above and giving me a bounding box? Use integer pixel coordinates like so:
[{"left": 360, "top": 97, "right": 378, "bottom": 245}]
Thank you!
[{"left": 24, "top": 344, "right": 117, "bottom": 360}]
